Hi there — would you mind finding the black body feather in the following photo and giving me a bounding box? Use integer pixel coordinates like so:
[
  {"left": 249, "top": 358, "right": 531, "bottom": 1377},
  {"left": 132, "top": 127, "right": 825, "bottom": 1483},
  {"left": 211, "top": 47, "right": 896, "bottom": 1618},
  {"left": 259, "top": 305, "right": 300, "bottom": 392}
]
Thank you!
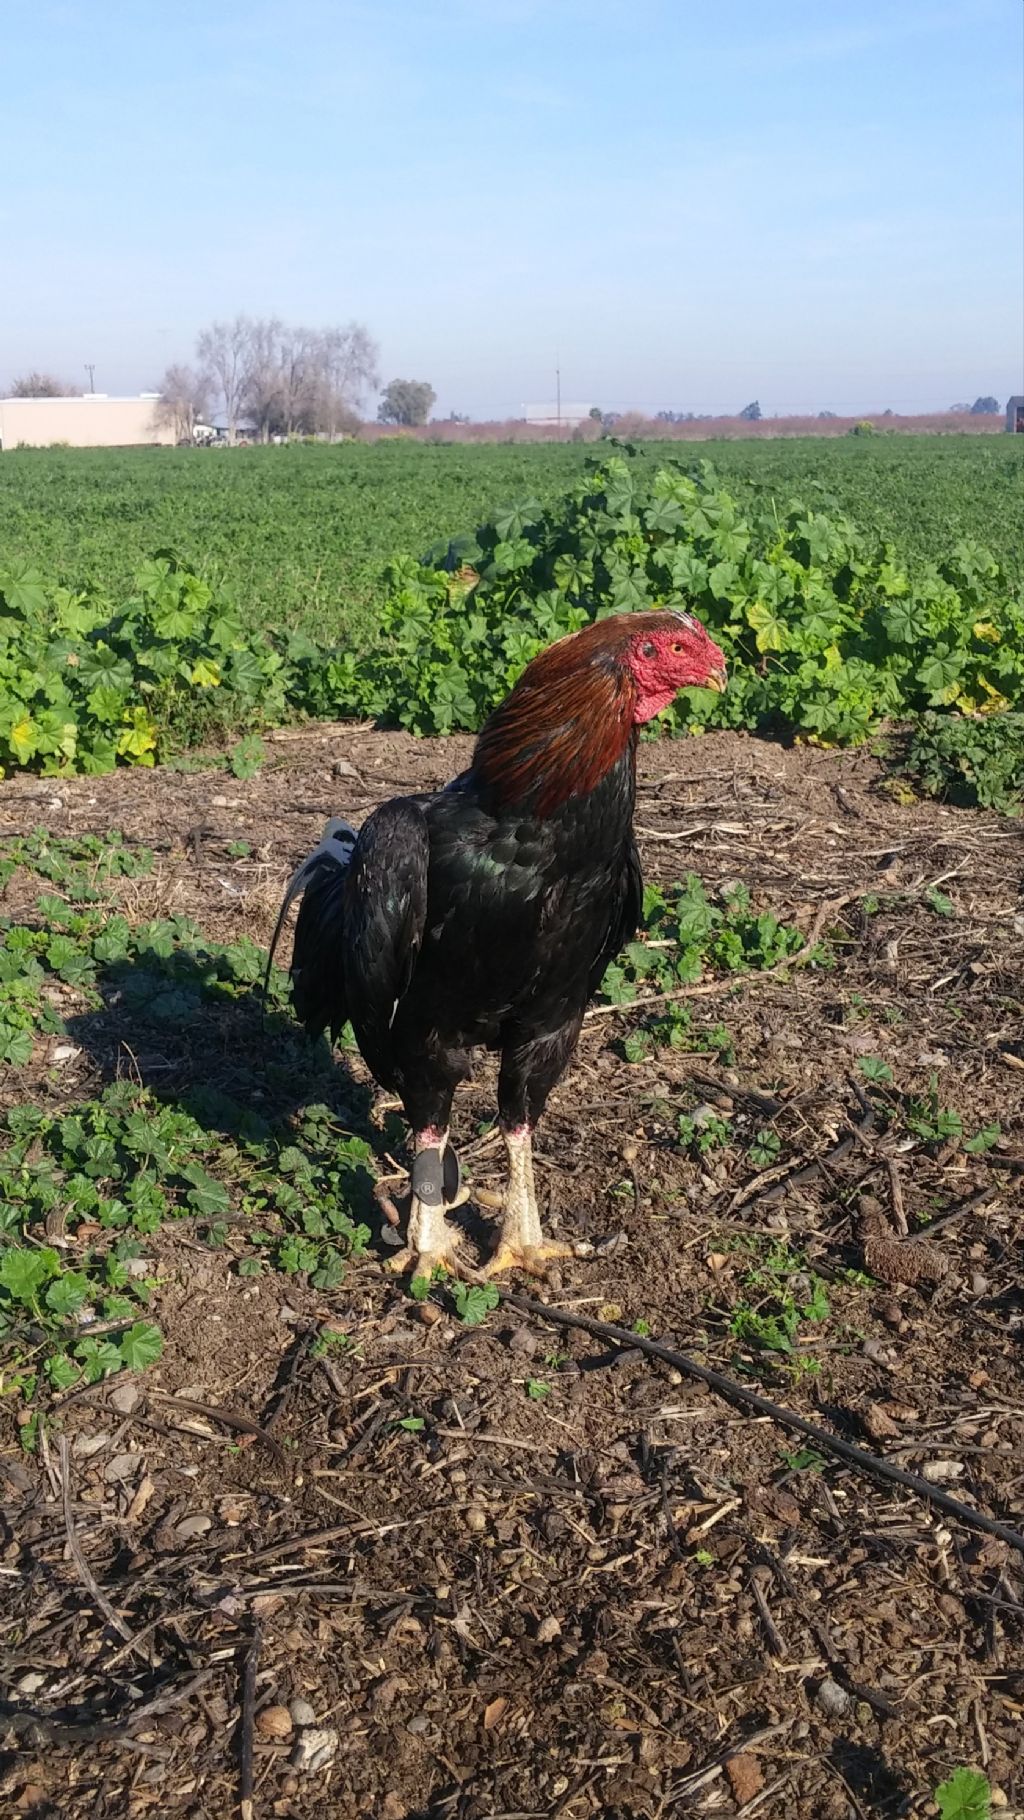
[{"left": 278, "top": 744, "right": 642, "bottom": 1136}]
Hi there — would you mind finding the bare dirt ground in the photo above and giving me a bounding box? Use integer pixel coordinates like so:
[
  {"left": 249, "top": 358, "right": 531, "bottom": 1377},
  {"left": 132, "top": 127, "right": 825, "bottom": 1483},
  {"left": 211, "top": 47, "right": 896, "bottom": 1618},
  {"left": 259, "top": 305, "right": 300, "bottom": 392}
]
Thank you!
[{"left": 1, "top": 724, "right": 1023, "bottom": 1819}]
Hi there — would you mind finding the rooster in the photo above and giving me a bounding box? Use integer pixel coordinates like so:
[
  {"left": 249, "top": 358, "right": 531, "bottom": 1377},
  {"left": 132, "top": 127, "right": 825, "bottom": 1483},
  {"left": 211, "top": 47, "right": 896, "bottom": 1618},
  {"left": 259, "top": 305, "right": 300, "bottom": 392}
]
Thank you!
[{"left": 269, "top": 611, "right": 726, "bottom": 1278}]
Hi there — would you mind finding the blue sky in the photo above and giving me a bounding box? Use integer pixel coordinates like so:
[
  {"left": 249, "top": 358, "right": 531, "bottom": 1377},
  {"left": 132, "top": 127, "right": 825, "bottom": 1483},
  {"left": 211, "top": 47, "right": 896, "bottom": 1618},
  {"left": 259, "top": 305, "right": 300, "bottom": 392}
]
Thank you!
[{"left": 4, "top": 0, "right": 1022, "bottom": 416}]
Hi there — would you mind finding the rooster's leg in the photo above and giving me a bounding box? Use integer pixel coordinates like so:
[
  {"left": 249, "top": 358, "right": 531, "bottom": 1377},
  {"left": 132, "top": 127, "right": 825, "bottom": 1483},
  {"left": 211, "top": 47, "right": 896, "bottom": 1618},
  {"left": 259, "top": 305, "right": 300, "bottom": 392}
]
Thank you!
[
  {"left": 485, "top": 1126, "right": 572, "bottom": 1278},
  {"left": 386, "top": 1129, "right": 469, "bottom": 1278}
]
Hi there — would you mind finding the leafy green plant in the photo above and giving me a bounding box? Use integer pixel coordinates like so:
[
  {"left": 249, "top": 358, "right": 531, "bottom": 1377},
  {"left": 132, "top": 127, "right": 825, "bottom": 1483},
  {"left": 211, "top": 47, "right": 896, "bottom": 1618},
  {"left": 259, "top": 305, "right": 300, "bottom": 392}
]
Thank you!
[
  {"left": 727, "top": 1241, "right": 830, "bottom": 1359},
  {"left": 747, "top": 1128, "right": 781, "bottom": 1167},
  {"left": 903, "top": 710, "right": 1024, "bottom": 814},
  {"left": 934, "top": 1769, "right": 991, "bottom": 1820},
  {"left": 334, "top": 453, "right": 1024, "bottom": 751},
  {"left": 4, "top": 454, "right": 1022, "bottom": 775},
  {"left": 451, "top": 1282, "right": 500, "bottom": 1326},
  {"left": 678, "top": 1110, "right": 732, "bottom": 1156},
  {"left": 904, "top": 1073, "right": 963, "bottom": 1144},
  {"left": 604, "top": 875, "right": 821, "bottom": 1025}
]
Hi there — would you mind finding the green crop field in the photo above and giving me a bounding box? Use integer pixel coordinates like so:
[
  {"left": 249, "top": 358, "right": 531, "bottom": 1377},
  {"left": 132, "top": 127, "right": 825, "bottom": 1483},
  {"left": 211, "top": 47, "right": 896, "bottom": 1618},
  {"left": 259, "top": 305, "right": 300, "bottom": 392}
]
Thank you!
[
  {"left": 0, "top": 435, "right": 1020, "bottom": 643},
  {"left": 2, "top": 438, "right": 1023, "bottom": 807}
]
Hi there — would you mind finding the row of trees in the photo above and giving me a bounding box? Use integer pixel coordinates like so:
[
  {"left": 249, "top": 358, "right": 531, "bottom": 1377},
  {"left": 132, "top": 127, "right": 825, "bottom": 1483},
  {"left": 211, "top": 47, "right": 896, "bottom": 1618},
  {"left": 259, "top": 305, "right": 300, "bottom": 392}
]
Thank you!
[
  {"left": 153, "top": 316, "right": 382, "bottom": 443},
  {"left": 153, "top": 320, "right": 441, "bottom": 441},
  {"left": 8, "top": 371, "right": 84, "bottom": 397}
]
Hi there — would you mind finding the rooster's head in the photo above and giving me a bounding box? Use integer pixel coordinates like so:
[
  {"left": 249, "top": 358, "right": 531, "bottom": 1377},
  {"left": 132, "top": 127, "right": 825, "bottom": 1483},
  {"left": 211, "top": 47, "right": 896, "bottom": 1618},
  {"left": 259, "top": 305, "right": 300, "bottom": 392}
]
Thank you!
[{"left": 615, "top": 611, "right": 727, "bottom": 722}]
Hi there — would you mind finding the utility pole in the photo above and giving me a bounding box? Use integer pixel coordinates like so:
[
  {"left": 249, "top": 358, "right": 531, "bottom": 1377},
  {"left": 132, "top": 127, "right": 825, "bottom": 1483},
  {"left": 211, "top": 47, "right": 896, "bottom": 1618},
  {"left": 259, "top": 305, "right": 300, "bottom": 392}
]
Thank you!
[
  {"left": 555, "top": 360, "right": 561, "bottom": 435},
  {"left": 84, "top": 364, "right": 95, "bottom": 393}
]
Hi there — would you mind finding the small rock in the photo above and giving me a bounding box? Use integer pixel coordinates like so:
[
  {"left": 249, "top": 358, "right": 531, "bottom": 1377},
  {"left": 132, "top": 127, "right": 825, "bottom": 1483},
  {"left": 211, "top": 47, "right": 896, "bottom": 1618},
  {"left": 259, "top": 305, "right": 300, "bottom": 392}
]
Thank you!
[
  {"left": 862, "top": 1338, "right": 895, "bottom": 1368},
  {"left": 724, "top": 1754, "right": 764, "bottom": 1805},
  {"left": 105, "top": 1451, "right": 143, "bottom": 1483},
  {"left": 291, "top": 1726, "right": 338, "bottom": 1773},
  {"left": 16, "top": 1672, "right": 45, "bottom": 1695},
  {"left": 51, "top": 1043, "right": 81, "bottom": 1064},
  {"left": 175, "top": 1514, "right": 212, "bottom": 1540},
  {"left": 464, "top": 1504, "right": 487, "bottom": 1533},
  {"left": 815, "top": 1676, "right": 853, "bottom": 1719},
  {"left": 109, "top": 1381, "right": 141, "bottom": 1415},
  {"left": 255, "top": 1704, "right": 293, "bottom": 1740},
  {"left": 920, "top": 1459, "right": 965, "bottom": 1483},
  {"left": 124, "top": 1257, "right": 155, "bottom": 1279},
  {"left": 594, "top": 1230, "right": 628, "bottom": 1258},
  {"left": 73, "top": 1431, "right": 112, "bottom": 1458},
  {"left": 970, "top": 1273, "right": 990, "bottom": 1296},
  {"left": 289, "top": 1697, "right": 317, "bottom": 1727},
  {"left": 405, "top": 1712, "right": 430, "bottom": 1735},
  {"left": 331, "top": 758, "right": 361, "bottom": 780},
  {"left": 536, "top": 1614, "right": 561, "bottom": 1645}
]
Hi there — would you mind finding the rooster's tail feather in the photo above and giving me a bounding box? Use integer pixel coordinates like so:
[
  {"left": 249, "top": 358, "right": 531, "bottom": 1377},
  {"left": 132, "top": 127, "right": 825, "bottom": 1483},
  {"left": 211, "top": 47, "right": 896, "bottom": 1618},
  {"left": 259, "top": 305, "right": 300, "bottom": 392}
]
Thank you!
[{"left": 264, "top": 818, "right": 357, "bottom": 1039}]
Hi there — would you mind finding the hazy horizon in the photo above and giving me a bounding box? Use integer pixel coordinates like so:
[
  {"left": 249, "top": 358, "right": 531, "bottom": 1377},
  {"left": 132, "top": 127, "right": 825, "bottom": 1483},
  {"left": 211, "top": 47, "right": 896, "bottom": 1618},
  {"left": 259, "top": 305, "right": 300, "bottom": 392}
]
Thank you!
[{"left": 4, "top": 0, "right": 1022, "bottom": 419}]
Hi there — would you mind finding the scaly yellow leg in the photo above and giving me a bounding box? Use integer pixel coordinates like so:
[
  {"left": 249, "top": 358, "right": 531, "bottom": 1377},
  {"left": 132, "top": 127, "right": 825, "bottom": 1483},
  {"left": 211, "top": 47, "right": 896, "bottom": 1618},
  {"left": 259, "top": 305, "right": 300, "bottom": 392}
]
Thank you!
[{"left": 484, "top": 1126, "right": 571, "bottom": 1278}]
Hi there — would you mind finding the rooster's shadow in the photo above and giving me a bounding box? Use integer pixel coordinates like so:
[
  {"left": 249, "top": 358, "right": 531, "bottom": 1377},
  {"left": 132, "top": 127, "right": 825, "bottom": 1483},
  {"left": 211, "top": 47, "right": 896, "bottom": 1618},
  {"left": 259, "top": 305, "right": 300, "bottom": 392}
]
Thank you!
[{"left": 63, "top": 946, "right": 388, "bottom": 1202}]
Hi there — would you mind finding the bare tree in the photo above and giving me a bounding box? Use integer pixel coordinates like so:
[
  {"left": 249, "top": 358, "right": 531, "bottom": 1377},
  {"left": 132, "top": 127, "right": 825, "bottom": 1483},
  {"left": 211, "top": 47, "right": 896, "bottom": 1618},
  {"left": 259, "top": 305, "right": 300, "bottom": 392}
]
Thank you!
[
  {"left": 275, "top": 326, "right": 317, "bottom": 436},
  {"left": 241, "top": 317, "right": 288, "bottom": 442},
  {"left": 311, "top": 324, "right": 379, "bottom": 437},
  {"left": 9, "top": 371, "right": 82, "bottom": 397},
  {"left": 194, "top": 314, "right": 379, "bottom": 442},
  {"left": 196, "top": 316, "right": 254, "bottom": 443},
  {"left": 153, "top": 363, "right": 212, "bottom": 442}
]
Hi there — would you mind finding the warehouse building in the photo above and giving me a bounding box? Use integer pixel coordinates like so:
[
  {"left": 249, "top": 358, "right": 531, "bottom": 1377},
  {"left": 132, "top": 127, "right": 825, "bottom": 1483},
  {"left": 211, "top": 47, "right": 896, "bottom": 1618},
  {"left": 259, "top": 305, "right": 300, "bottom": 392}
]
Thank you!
[{"left": 0, "top": 393, "right": 175, "bottom": 450}]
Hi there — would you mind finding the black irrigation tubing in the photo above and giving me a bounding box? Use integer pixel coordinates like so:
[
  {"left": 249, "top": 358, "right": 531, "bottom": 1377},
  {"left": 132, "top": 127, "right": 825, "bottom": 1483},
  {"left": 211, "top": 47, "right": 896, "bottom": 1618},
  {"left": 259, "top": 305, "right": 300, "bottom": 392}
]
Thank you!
[{"left": 499, "top": 1288, "right": 1024, "bottom": 1560}]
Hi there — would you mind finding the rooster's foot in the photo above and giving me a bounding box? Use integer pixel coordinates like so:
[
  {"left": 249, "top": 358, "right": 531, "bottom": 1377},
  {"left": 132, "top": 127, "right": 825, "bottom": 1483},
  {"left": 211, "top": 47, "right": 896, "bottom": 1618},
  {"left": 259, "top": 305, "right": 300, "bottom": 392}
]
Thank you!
[
  {"left": 385, "top": 1196, "right": 471, "bottom": 1280},
  {"left": 484, "top": 1238, "right": 572, "bottom": 1280},
  {"left": 385, "top": 1141, "right": 472, "bottom": 1279}
]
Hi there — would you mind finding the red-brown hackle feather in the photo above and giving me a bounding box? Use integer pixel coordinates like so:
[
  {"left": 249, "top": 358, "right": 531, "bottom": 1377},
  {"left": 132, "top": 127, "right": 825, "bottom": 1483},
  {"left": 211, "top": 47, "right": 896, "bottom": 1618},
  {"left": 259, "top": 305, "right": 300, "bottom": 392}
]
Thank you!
[{"left": 472, "top": 611, "right": 718, "bottom": 816}]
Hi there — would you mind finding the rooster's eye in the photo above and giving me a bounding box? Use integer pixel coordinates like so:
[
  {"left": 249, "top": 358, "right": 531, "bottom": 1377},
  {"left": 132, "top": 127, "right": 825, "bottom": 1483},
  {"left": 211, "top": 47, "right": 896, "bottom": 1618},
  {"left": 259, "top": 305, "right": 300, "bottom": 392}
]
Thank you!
[
  {"left": 672, "top": 642, "right": 683, "bottom": 654},
  {"left": 641, "top": 640, "right": 656, "bottom": 657}
]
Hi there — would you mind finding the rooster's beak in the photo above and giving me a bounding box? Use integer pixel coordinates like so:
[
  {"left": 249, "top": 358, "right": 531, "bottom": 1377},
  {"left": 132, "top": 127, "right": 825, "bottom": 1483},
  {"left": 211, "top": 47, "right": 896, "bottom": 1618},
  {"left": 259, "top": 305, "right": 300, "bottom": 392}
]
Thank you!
[{"left": 704, "top": 666, "right": 727, "bottom": 694}]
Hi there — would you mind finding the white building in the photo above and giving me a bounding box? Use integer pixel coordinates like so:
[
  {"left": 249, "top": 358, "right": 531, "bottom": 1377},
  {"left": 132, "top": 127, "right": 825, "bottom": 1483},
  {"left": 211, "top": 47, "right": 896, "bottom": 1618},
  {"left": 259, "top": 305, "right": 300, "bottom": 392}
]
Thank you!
[
  {"left": 523, "top": 401, "right": 595, "bottom": 429},
  {"left": 0, "top": 394, "right": 176, "bottom": 450}
]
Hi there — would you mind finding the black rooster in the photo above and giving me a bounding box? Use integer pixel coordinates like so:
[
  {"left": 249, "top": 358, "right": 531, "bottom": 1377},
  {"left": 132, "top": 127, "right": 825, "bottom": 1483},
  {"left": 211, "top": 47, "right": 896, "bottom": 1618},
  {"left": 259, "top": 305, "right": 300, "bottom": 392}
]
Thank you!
[{"left": 269, "top": 610, "right": 726, "bottom": 1277}]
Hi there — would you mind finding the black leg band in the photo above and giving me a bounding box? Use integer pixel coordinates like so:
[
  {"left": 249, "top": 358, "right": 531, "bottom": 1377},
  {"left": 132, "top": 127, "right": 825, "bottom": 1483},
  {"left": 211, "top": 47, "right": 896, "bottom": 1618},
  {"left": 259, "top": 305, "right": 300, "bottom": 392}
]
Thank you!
[{"left": 410, "top": 1144, "right": 462, "bottom": 1207}]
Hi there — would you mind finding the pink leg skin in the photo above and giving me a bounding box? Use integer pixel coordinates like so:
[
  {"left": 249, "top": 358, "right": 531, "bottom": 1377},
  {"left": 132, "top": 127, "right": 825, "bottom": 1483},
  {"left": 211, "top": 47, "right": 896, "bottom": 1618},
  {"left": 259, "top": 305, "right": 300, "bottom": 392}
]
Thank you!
[
  {"left": 386, "top": 1129, "right": 470, "bottom": 1278},
  {"left": 484, "top": 1125, "right": 572, "bottom": 1279}
]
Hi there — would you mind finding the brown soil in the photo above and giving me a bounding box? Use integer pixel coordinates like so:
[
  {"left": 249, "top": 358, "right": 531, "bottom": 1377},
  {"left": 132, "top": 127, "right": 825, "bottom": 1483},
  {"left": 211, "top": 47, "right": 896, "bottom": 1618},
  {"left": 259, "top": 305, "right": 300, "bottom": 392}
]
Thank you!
[{"left": 1, "top": 725, "right": 1023, "bottom": 1819}]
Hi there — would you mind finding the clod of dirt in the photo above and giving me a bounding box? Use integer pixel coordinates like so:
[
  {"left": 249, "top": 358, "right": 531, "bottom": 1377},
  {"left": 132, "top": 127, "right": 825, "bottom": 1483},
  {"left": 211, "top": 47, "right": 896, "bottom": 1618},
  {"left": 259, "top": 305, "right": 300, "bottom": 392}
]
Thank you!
[
  {"left": 863, "top": 1231, "right": 948, "bottom": 1286},
  {"left": 862, "top": 1403, "right": 901, "bottom": 1440},
  {"left": 507, "top": 1327, "right": 537, "bottom": 1357},
  {"left": 725, "top": 1753, "right": 765, "bottom": 1805},
  {"left": 536, "top": 1615, "right": 561, "bottom": 1644},
  {"left": 369, "top": 1674, "right": 407, "bottom": 1713},
  {"left": 920, "top": 1459, "right": 966, "bottom": 1482},
  {"left": 289, "top": 1698, "right": 317, "bottom": 1727},
  {"left": 291, "top": 1727, "right": 339, "bottom": 1773}
]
